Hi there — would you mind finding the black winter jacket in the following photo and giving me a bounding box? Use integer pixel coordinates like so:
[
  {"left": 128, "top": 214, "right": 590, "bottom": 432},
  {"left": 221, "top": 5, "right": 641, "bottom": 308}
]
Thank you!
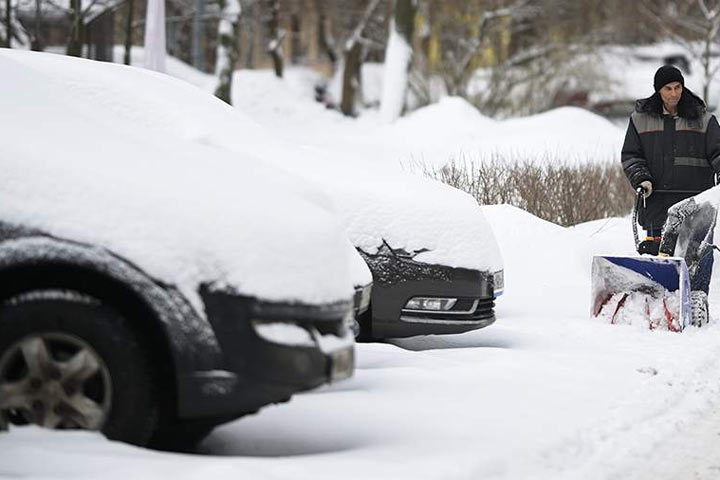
[{"left": 621, "top": 88, "right": 720, "bottom": 230}]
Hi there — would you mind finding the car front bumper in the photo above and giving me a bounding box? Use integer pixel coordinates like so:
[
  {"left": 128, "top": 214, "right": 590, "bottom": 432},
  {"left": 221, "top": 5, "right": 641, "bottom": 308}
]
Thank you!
[
  {"left": 359, "top": 249, "right": 497, "bottom": 339},
  {"left": 176, "top": 288, "right": 354, "bottom": 420}
]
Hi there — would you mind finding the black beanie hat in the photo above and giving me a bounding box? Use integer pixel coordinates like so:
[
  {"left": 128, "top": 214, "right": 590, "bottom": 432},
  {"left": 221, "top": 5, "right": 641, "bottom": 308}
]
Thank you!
[{"left": 654, "top": 65, "right": 684, "bottom": 92}]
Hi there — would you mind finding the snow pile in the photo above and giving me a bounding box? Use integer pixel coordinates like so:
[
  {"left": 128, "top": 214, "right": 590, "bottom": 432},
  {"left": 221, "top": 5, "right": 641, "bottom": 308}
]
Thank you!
[
  {"left": 595, "top": 291, "right": 682, "bottom": 331},
  {"left": 379, "top": 26, "right": 413, "bottom": 122},
  {"left": 0, "top": 49, "right": 359, "bottom": 310},
  {"left": 229, "top": 72, "right": 624, "bottom": 166},
  {"left": 116, "top": 47, "right": 622, "bottom": 167}
]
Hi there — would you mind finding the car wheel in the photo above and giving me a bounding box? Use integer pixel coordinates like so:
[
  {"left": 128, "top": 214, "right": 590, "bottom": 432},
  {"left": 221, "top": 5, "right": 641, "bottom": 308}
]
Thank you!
[{"left": 0, "top": 291, "right": 160, "bottom": 446}]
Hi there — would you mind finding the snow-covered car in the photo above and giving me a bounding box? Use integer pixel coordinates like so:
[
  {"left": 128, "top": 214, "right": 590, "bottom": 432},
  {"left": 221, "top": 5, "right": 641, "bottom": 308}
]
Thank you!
[
  {"left": 0, "top": 50, "right": 363, "bottom": 449},
  {"left": 6, "top": 50, "right": 503, "bottom": 341}
]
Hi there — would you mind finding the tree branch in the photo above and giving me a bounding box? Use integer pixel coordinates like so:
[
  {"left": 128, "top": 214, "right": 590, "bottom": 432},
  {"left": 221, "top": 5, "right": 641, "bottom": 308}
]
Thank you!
[{"left": 345, "top": 0, "right": 382, "bottom": 52}]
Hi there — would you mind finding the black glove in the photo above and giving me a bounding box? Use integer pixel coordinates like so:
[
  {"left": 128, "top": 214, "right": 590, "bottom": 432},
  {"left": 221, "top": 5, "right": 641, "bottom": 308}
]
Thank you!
[{"left": 638, "top": 239, "right": 660, "bottom": 256}]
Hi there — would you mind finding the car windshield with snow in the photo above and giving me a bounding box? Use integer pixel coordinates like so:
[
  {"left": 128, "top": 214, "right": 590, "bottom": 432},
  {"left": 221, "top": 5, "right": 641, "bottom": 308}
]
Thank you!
[{"left": 0, "top": 50, "right": 363, "bottom": 449}]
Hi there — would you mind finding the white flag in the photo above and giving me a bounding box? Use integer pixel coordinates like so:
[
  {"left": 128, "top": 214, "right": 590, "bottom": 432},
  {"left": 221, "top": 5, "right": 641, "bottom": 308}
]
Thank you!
[{"left": 144, "top": 0, "right": 167, "bottom": 72}]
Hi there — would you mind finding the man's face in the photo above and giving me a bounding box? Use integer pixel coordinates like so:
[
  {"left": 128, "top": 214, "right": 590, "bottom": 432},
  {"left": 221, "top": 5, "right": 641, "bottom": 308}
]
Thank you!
[{"left": 659, "top": 81, "right": 683, "bottom": 109}]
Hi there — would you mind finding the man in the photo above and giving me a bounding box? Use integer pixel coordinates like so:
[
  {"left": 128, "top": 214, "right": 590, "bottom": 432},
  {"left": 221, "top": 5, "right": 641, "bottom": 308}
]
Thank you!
[
  {"left": 622, "top": 65, "right": 720, "bottom": 249},
  {"left": 622, "top": 64, "right": 720, "bottom": 324}
]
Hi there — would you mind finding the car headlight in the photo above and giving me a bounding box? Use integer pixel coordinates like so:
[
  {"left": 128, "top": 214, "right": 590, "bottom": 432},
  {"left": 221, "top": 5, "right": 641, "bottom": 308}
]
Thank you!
[
  {"left": 404, "top": 297, "right": 458, "bottom": 311},
  {"left": 493, "top": 270, "right": 504, "bottom": 297}
]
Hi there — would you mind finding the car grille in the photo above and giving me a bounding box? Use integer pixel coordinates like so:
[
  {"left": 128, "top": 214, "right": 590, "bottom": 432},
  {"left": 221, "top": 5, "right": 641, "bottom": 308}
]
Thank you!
[{"left": 400, "top": 297, "right": 494, "bottom": 323}]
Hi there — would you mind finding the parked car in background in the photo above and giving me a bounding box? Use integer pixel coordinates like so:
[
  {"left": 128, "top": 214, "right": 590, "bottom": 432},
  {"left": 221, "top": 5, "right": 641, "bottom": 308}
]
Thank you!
[
  {"left": 8, "top": 49, "right": 503, "bottom": 342},
  {"left": 0, "top": 50, "right": 364, "bottom": 449},
  {"left": 356, "top": 242, "right": 502, "bottom": 339}
]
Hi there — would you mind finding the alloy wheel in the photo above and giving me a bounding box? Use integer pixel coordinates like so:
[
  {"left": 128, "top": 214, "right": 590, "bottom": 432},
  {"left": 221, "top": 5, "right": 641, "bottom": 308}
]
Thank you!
[{"left": 0, "top": 332, "right": 112, "bottom": 430}]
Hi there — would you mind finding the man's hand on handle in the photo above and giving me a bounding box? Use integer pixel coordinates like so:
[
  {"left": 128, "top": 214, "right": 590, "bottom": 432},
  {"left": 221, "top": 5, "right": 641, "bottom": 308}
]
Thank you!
[{"left": 639, "top": 180, "right": 653, "bottom": 198}]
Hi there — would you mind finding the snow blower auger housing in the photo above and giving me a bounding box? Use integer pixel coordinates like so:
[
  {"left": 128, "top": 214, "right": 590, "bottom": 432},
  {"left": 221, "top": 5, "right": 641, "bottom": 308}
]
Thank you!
[
  {"left": 590, "top": 186, "right": 716, "bottom": 332},
  {"left": 591, "top": 255, "right": 691, "bottom": 331}
]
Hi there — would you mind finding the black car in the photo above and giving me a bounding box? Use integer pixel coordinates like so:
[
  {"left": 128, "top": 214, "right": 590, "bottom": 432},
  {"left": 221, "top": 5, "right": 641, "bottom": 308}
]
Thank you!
[
  {"left": 356, "top": 244, "right": 504, "bottom": 340},
  {"left": 0, "top": 225, "right": 355, "bottom": 450},
  {"left": 0, "top": 49, "right": 365, "bottom": 450}
]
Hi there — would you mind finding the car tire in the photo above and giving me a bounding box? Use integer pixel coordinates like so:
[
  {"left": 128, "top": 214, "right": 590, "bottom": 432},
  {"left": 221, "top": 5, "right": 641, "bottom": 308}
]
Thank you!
[
  {"left": 355, "top": 307, "right": 375, "bottom": 342},
  {"left": 0, "top": 291, "right": 161, "bottom": 447}
]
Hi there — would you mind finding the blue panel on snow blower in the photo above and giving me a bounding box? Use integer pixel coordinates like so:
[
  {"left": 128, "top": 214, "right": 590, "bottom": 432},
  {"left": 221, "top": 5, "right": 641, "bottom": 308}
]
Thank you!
[{"left": 603, "top": 256, "right": 681, "bottom": 292}]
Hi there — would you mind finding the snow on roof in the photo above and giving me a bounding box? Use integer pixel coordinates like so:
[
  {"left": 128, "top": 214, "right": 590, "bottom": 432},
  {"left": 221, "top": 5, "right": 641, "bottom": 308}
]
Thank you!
[{"left": 0, "top": 49, "right": 360, "bottom": 312}]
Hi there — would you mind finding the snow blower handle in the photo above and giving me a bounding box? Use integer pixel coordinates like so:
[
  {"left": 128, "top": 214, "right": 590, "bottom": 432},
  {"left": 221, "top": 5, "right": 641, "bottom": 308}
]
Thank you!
[
  {"left": 633, "top": 188, "right": 644, "bottom": 250},
  {"left": 632, "top": 187, "right": 703, "bottom": 252}
]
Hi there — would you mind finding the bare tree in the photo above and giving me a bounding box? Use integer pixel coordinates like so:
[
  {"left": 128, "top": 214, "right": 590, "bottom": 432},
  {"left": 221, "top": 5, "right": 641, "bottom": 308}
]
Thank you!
[
  {"left": 379, "top": 0, "right": 417, "bottom": 122},
  {"left": 123, "top": 0, "right": 135, "bottom": 64},
  {"left": 31, "top": 0, "right": 42, "bottom": 51},
  {"left": 265, "top": 0, "right": 284, "bottom": 77},
  {"left": 4, "top": 0, "right": 11, "bottom": 47},
  {"left": 340, "top": 0, "right": 383, "bottom": 116},
  {"left": 315, "top": 0, "right": 339, "bottom": 66},
  {"left": 643, "top": 0, "right": 720, "bottom": 105},
  {"left": 60, "top": 0, "right": 118, "bottom": 58},
  {"left": 214, "top": 0, "right": 242, "bottom": 104},
  {"left": 67, "top": 0, "right": 84, "bottom": 56},
  {"left": 1, "top": 0, "right": 31, "bottom": 49},
  {"left": 438, "top": 0, "right": 534, "bottom": 98}
]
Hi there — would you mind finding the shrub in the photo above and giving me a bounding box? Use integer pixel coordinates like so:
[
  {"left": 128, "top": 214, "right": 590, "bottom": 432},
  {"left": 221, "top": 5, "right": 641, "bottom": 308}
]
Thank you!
[{"left": 410, "top": 152, "right": 635, "bottom": 227}]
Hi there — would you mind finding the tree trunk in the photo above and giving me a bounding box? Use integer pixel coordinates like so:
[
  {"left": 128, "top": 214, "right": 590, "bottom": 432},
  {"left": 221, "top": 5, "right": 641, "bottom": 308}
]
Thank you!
[
  {"left": 4, "top": 0, "right": 11, "bottom": 48},
  {"left": 214, "top": 0, "right": 241, "bottom": 105},
  {"left": 339, "top": 0, "right": 382, "bottom": 116},
  {"left": 704, "top": 32, "right": 711, "bottom": 105},
  {"left": 66, "top": 0, "right": 83, "bottom": 57},
  {"left": 31, "top": 0, "right": 42, "bottom": 51},
  {"left": 316, "top": 4, "right": 338, "bottom": 66},
  {"left": 266, "top": 0, "right": 283, "bottom": 78},
  {"left": 380, "top": 0, "right": 417, "bottom": 122},
  {"left": 340, "top": 41, "right": 362, "bottom": 116},
  {"left": 123, "top": 0, "right": 134, "bottom": 65},
  {"left": 192, "top": 0, "right": 205, "bottom": 70}
]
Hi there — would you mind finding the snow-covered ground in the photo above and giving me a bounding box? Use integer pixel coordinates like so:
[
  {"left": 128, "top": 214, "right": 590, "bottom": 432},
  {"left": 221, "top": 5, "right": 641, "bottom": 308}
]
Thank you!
[
  {"left": 4, "top": 49, "right": 720, "bottom": 479},
  {"left": 4, "top": 207, "right": 720, "bottom": 480}
]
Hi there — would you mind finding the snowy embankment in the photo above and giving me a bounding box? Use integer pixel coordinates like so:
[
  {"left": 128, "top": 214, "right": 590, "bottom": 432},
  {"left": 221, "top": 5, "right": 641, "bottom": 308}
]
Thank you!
[
  {"left": 4, "top": 206, "right": 720, "bottom": 480},
  {"left": 115, "top": 46, "right": 624, "bottom": 168},
  {"left": 232, "top": 73, "right": 624, "bottom": 166}
]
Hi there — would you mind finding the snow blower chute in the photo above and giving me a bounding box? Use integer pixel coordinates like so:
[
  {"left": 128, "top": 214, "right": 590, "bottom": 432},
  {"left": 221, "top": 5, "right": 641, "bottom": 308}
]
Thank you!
[{"left": 591, "top": 187, "right": 717, "bottom": 331}]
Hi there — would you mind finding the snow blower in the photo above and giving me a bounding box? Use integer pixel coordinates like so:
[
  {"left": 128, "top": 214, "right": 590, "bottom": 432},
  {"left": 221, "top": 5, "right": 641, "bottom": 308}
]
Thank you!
[{"left": 590, "top": 187, "right": 715, "bottom": 332}]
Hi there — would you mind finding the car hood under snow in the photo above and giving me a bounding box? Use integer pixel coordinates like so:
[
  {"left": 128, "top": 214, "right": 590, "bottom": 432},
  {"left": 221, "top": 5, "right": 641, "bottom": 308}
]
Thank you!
[{"left": 0, "top": 49, "right": 364, "bottom": 313}]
